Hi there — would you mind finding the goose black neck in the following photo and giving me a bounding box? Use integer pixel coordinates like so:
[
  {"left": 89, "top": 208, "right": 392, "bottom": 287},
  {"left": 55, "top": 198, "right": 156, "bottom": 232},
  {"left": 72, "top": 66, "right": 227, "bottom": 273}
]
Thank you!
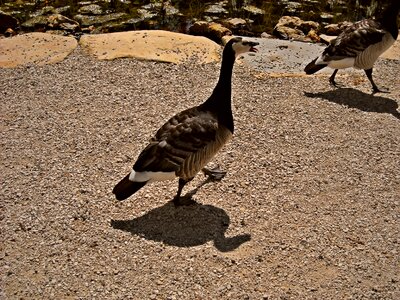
[
  {"left": 201, "top": 47, "right": 236, "bottom": 132},
  {"left": 378, "top": 2, "right": 399, "bottom": 39}
]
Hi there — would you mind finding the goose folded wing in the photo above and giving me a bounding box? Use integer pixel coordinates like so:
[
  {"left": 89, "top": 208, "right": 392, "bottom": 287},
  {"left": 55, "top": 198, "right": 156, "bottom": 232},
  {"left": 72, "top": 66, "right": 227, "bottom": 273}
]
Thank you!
[
  {"left": 133, "top": 109, "right": 219, "bottom": 173},
  {"left": 326, "top": 20, "right": 386, "bottom": 59}
]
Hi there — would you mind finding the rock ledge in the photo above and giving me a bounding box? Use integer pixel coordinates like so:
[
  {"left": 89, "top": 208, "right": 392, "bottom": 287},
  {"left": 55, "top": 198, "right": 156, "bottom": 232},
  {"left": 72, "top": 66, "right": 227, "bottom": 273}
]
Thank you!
[{"left": 79, "top": 30, "right": 221, "bottom": 64}]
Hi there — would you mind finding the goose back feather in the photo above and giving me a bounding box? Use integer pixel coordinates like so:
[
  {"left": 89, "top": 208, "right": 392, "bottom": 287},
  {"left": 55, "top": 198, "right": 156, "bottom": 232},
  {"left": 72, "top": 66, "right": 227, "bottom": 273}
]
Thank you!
[{"left": 132, "top": 107, "right": 231, "bottom": 181}]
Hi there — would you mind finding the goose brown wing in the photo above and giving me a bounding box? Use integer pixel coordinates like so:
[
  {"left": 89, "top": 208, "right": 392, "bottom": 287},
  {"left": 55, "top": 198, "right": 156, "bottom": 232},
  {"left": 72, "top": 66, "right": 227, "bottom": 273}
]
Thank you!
[
  {"left": 324, "top": 19, "right": 386, "bottom": 59},
  {"left": 133, "top": 107, "right": 219, "bottom": 173}
]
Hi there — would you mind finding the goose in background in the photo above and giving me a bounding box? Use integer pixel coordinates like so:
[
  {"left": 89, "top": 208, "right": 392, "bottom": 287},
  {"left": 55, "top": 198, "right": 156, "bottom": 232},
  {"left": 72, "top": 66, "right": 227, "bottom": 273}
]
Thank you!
[
  {"left": 304, "top": 1, "right": 399, "bottom": 93},
  {"left": 113, "top": 37, "right": 258, "bottom": 206}
]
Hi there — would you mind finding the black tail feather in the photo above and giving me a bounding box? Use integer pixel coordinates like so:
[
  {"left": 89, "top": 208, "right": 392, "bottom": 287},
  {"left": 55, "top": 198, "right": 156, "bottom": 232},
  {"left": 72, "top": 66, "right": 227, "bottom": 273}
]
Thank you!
[
  {"left": 112, "top": 174, "right": 147, "bottom": 201},
  {"left": 304, "top": 58, "right": 327, "bottom": 74}
]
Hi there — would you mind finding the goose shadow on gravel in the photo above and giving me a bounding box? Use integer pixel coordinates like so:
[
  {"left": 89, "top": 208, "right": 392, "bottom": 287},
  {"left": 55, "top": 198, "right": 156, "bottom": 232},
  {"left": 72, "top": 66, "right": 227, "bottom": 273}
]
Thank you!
[
  {"left": 111, "top": 179, "right": 251, "bottom": 252},
  {"left": 304, "top": 88, "right": 400, "bottom": 119}
]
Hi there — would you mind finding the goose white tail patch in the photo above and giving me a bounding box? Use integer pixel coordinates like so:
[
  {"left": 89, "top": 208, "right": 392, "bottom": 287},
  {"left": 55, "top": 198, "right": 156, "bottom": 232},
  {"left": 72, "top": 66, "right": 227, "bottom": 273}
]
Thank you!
[
  {"left": 327, "top": 57, "right": 355, "bottom": 69},
  {"left": 129, "top": 170, "right": 176, "bottom": 183},
  {"left": 315, "top": 56, "right": 326, "bottom": 65},
  {"left": 315, "top": 55, "right": 355, "bottom": 69}
]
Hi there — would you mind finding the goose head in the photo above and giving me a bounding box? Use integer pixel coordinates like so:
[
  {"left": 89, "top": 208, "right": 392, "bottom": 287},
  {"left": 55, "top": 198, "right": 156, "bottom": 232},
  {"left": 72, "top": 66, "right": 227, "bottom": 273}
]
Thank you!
[{"left": 225, "top": 37, "right": 259, "bottom": 58}]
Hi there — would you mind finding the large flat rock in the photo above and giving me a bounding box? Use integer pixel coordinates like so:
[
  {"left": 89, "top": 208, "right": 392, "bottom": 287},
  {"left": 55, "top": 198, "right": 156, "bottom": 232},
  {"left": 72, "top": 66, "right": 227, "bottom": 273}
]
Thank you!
[
  {"left": 0, "top": 32, "right": 78, "bottom": 68},
  {"left": 79, "top": 30, "right": 221, "bottom": 64},
  {"left": 1, "top": 30, "right": 397, "bottom": 70},
  {"left": 241, "top": 37, "right": 333, "bottom": 75}
]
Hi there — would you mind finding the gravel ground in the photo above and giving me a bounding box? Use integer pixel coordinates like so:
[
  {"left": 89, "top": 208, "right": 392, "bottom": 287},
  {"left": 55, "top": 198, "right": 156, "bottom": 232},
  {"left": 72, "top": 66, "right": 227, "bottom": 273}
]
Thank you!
[{"left": 1, "top": 48, "right": 399, "bottom": 299}]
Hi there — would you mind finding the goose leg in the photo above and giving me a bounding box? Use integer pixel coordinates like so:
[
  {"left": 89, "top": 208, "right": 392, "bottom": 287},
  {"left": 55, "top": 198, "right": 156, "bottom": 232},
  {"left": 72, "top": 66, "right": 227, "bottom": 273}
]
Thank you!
[
  {"left": 329, "top": 69, "right": 342, "bottom": 87},
  {"left": 173, "top": 177, "right": 196, "bottom": 206},
  {"left": 202, "top": 165, "right": 227, "bottom": 181},
  {"left": 365, "top": 68, "right": 389, "bottom": 94}
]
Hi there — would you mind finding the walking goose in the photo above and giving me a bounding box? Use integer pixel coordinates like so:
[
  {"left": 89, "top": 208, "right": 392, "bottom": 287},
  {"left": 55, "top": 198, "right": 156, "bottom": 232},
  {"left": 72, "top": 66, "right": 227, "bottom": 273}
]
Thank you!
[
  {"left": 113, "top": 37, "right": 258, "bottom": 206},
  {"left": 304, "top": 1, "right": 399, "bottom": 93}
]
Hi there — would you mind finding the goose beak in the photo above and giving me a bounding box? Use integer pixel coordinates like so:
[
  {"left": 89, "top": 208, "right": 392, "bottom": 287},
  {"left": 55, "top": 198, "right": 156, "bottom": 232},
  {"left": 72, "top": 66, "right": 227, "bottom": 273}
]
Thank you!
[{"left": 248, "top": 41, "right": 259, "bottom": 53}]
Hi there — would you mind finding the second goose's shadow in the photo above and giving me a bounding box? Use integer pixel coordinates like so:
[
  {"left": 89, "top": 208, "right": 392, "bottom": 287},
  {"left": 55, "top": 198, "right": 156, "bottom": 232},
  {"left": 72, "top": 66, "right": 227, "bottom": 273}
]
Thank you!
[
  {"left": 111, "top": 178, "right": 251, "bottom": 252},
  {"left": 304, "top": 88, "right": 400, "bottom": 119}
]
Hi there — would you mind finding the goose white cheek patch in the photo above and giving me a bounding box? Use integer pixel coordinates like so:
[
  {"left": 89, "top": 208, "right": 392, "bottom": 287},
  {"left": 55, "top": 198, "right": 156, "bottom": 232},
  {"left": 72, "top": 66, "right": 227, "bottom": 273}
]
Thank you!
[{"left": 232, "top": 42, "right": 249, "bottom": 56}]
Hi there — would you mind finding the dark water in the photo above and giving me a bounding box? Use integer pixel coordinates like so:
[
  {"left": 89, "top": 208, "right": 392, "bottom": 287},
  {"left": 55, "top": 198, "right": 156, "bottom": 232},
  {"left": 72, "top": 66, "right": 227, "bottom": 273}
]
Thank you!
[{"left": 0, "top": 0, "right": 386, "bottom": 35}]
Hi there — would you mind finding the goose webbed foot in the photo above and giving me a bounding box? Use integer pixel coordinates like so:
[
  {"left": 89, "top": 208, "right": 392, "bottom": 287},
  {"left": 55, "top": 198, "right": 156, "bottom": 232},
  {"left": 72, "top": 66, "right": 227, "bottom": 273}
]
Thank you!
[
  {"left": 173, "top": 195, "right": 197, "bottom": 207},
  {"left": 329, "top": 80, "right": 344, "bottom": 88},
  {"left": 172, "top": 177, "right": 197, "bottom": 207},
  {"left": 372, "top": 85, "right": 389, "bottom": 94},
  {"left": 202, "top": 165, "right": 227, "bottom": 181},
  {"left": 365, "top": 68, "right": 389, "bottom": 94},
  {"left": 329, "top": 69, "right": 343, "bottom": 88}
]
